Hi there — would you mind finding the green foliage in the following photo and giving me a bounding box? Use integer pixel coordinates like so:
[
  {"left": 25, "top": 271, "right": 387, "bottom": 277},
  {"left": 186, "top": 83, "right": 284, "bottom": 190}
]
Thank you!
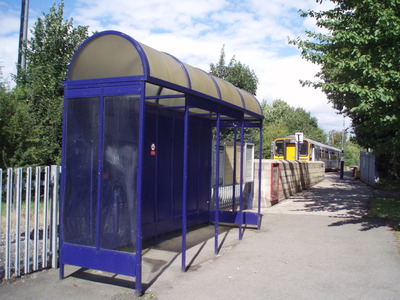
[
  {"left": 246, "top": 99, "right": 326, "bottom": 158},
  {"left": 209, "top": 47, "right": 325, "bottom": 158},
  {"left": 290, "top": 0, "right": 400, "bottom": 178},
  {"left": 3, "top": 1, "right": 89, "bottom": 167},
  {"left": 209, "top": 45, "right": 260, "bottom": 143},
  {"left": 0, "top": 86, "right": 36, "bottom": 167},
  {"left": 344, "top": 139, "right": 363, "bottom": 167},
  {"left": 327, "top": 130, "right": 344, "bottom": 149},
  {"left": 327, "top": 130, "right": 362, "bottom": 167},
  {"left": 259, "top": 99, "right": 326, "bottom": 157},
  {"left": 210, "top": 45, "right": 259, "bottom": 95},
  {"left": 0, "top": 1, "right": 89, "bottom": 168}
]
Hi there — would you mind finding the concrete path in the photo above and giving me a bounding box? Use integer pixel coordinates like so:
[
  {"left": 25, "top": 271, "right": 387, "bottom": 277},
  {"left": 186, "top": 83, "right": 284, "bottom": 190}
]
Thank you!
[{"left": 1, "top": 172, "right": 400, "bottom": 299}]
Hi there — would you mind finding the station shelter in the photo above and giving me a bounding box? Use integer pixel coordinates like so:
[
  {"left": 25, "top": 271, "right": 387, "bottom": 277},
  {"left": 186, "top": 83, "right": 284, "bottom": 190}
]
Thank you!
[{"left": 59, "top": 31, "right": 264, "bottom": 293}]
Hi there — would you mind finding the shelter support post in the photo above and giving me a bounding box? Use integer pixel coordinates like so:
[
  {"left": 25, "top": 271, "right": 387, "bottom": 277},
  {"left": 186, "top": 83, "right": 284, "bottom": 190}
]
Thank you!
[
  {"left": 135, "top": 90, "right": 146, "bottom": 294},
  {"left": 214, "top": 111, "right": 221, "bottom": 255},
  {"left": 232, "top": 126, "right": 237, "bottom": 212},
  {"left": 257, "top": 122, "right": 262, "bottom": 229},
  {"left": 239, "top": 119, "right": 244, "bottom": 240},
  {"left": 181, "top": 99, "right": 189, "bottom": 272}
]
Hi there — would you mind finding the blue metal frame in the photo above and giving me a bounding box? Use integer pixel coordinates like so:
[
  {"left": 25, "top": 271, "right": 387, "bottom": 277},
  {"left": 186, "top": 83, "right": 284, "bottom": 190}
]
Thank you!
[
  {"left": 61, "top": 31, "right": 264, "bottom": 294},
  {"left": 214, "top": 110, "right": 221, "bottom": 255},
  {"left": 181, "top": 98, "right": 189, "bottom": 271}
]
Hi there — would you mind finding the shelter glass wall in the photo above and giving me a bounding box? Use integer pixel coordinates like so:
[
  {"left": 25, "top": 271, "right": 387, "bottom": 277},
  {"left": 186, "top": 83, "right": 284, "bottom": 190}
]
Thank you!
[
  {"left": 63, "top": 97, "right": 99, "bottom": 246},
  {"left": 63, "top": 95, "right": 140, "bottom": 253}
]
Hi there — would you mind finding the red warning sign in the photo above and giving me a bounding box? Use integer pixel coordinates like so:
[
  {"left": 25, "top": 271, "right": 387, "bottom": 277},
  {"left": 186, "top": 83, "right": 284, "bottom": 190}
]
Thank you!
[{"left": 150, "top": 143, "right": 156, "bottom": 156}]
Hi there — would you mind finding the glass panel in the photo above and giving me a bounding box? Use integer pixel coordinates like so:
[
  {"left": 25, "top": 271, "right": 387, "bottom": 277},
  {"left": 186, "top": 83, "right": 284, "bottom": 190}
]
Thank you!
[
  {"left": 100, "top": 96, "right": 140, "bottom": 252},
  {"left": 275, "top": 140, "right": 284, "bottom": 156},
  {"left": 245, "top": 144, "right": 254, "bottom": 182},
  {"left": 300, "top": 141, "right": 309, "bottom": 156},
  {"left": 63, "top": 97, "right": 99, "bottom": 246}
]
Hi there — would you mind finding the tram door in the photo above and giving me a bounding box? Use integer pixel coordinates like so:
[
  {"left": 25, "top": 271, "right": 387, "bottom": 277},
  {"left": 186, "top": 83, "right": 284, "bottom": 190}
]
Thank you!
[{"left": 286, "top": 143, "right": 296, "bottom": 160}]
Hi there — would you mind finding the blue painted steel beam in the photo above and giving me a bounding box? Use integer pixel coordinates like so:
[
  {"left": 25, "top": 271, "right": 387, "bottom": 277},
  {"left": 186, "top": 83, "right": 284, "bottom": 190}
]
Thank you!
[
  {"left": 239, "top": 119, "right": 245, "bottom": 240},
  {"left": 181, "top": 98, "right": 189, "bottom": 272},
  {"left": 233, "top": 127, "right": 237, "bottom": 212},
  {"left": 96, "top": 97, "right": 104, "bottom": 251},
  {"left": 258, "top": 122, "right": 263, "bottom": 229},
  {"left": 187, "top": 96, "right": 243, "bottom": 120},
  {"left": 214, "top": 111, "right": 221, "bottom": 255},
  {"left": 210, "top": 211, "right": 261, "bottom": 226},
  {"left": 218, "top": 121, "right": 262, "bottom": 128},
  {"left": 61, "top": 244, "right": 136, "bottom": 277},
  {"left": 144, "top": 94, "right": 185, "bottom": 100},
  {"left": 135, "top": 83, "right": 146, "bottom": 294},
  {"left": 63, "top": 75, "right": 146, "bottom": 88},
  {"left": 59, "top": 89, "right": 69, "bottom": 280}
]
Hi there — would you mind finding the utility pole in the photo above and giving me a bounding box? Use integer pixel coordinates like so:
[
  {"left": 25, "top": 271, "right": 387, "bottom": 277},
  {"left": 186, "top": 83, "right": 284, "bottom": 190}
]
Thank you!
[{"left": 18, "top": 0, "right": 30, "bottom": 74}]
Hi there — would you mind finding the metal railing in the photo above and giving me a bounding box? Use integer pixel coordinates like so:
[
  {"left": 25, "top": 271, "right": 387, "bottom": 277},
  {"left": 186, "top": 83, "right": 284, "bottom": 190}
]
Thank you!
[{"left": 0, "top": 165, "right": 60, "bottom": 280}]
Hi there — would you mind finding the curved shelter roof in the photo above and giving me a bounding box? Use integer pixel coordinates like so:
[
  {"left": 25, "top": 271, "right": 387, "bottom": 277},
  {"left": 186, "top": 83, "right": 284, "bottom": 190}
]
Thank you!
[{"left": 67, "top": 31, "right": 263, "bottom": 120}]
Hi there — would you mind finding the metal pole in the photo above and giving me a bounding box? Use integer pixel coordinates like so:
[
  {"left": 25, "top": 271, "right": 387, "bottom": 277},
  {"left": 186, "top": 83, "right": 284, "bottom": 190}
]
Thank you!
[
  {"left": 257, "top": 123, "right": 262, "bottom": 229},
  {"left": 340, "top": 117, "right": 345, "bottom": 179},
  {"left": 181, "top": 99, "right": 189, "bottom": 271},
  {"left": 238, "top": 119, "right": 244, "bottom": 240},
  {"left": 18, "top": 0, "right": 29, "bottom": 73},
  {"left": 214, "top": 112, "right": 221, "bottom": 254},
  {"left": 232, "top": 126, "right": 237, "bottom": 212},
  {"left": 135, "top": 86, "right": 146, "bottom": 294}
]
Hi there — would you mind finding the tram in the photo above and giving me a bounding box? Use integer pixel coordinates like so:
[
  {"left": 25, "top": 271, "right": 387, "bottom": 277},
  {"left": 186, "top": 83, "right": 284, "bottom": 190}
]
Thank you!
[{"left": 273, "top": 135, "right": 342, "bottom": 171}]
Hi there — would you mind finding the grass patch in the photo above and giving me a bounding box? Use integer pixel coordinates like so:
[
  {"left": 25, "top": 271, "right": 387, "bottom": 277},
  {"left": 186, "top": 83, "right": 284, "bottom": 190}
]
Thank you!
[
  {"left": 368, "top": 197, "right": 400, "bottom": 232},
  {"left": 378, "top": 178, "right": 400, "bottom": 191}
]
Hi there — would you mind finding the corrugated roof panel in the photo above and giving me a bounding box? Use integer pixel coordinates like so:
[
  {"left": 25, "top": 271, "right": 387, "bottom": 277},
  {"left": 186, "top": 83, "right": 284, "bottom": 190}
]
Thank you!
[
  {"left": 67, "top": 31, "right": 263, "bottom": 120},
  {"left": 68, "top": 34, "right": 143, "bottom": 80}
]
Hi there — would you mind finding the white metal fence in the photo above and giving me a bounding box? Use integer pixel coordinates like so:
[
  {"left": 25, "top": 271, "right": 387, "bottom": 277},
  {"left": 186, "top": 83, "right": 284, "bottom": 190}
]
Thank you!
[
  {"left": 0, "top": 165, "right": 60, "bottom": 281},
  {"left": 359, "top": 152, "right": 378, "bottom": 187},
  {"left": 211, "top": 182, "right": 254, "bottom": 211}
]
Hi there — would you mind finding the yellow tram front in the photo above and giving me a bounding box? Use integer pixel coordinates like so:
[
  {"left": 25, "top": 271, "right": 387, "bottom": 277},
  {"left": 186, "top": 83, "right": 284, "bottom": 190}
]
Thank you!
[{"left": 273, "top": 136, "right": 311, "bottom": 161}]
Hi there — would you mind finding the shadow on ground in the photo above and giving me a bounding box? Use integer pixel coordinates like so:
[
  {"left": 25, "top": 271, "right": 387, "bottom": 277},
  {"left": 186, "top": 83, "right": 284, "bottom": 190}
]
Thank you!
[
  {"left": 284, "top": 172, "right": 394, "bottom": 231},
  {"left": 65, "top": 223, "right": 236, "bottom": 294}
]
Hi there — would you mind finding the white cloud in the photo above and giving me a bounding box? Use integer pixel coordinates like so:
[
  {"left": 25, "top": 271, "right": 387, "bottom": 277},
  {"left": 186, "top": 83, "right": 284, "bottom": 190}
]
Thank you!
[
  {"left": 0, "top": 5, "right": 20, "bottom": 82},
  {"left": 0, "top": 0, "right": 343, "bottom": 132}
]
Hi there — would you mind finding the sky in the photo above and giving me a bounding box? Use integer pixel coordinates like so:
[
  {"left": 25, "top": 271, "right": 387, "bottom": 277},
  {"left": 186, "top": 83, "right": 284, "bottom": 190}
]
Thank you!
[{"left": 0, "top": 0, "right": 348, "bottom": 133}]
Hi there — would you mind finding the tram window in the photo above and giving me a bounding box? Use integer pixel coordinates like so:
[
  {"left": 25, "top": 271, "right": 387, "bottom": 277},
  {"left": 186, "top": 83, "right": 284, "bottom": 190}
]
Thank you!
[
  {"left": 300, "top": 141, "right": 309, "bottom": 156},
  {"left": 275, "top": 140, "right": 284, "bottom": 155}
]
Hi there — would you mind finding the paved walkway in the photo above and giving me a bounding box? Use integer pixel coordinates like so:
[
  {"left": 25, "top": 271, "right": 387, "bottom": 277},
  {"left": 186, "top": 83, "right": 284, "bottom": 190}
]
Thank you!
[{"left": 1, "top": 172, "right": 400, "bottom": 299}]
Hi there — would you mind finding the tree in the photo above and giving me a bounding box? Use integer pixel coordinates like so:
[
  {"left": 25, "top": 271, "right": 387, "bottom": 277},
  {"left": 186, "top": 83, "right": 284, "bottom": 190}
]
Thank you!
[
  {"left": 290, "top": 0, "right": 400, "bottom": 178},
  {"left": 14, "top": 1, "right": 89, "bottom": 166},
  {"left": 209, "top": 47, "right": 325, "bottom": 159},
  {"left": 210, "top": 45, "right": 259, "bottom": 95},
  {"left": 259, "top": 99, "right": 326, "bottom": 158},
  {"left": 344, "top": 139, "right": 363, "bottom": 167},
  {"left": 209, "top": 45, "right": 260, "bottom": 144},
  {"left": 327, "top": 130, "right": 343, "bottom": 149}
]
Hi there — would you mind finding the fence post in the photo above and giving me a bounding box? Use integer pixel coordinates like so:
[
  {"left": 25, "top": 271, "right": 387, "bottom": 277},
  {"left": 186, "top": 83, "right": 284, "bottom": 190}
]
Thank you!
[
  {"left": 24, "top": 167, "right": 32, "bottom": 274},
  {"left": 33, "top": 166, "right": 41, "bottom": 271},
  {"left": 51, "top": 165, "right": 60, "bottom": 268},
  {"left": 5, "top": 168, "right": 13, "bottom": 280},
  {"left": 42, "top": 167, "right": 50, "bottom": 268},
  {"left": 15, "top": 168, "right": 23, "bottom": 276}
]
